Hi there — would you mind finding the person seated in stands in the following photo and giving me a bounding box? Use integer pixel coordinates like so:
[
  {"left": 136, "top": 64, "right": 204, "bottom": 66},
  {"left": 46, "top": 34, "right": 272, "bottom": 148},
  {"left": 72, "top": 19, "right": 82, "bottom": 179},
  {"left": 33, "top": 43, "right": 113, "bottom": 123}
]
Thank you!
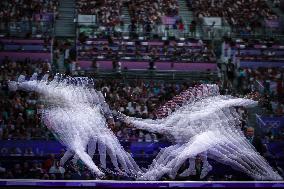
[
  {"left": 245, "top": 127, "right": 265, "bottom": 155},
  {"left": 92, "top": 58, "right": 99, "bottom": 72},
  {"left": 191, "top": 0, "right": 278, "bottom": 32},
  {"left": 148, "top": 59, "right": 155, "bottom": 70},
  {"left": 49, "top": 160, "right": 65, "bottom": 178}
]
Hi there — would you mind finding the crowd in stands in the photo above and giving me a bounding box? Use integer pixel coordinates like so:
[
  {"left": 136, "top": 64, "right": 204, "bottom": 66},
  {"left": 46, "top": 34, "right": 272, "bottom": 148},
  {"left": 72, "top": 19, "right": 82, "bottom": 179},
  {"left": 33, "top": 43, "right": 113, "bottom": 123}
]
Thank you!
[
  {"left": 76, "top": 0, "right": 122, "bottom": 27},
  {"left": 0, "top": 57, "right": 51, "bottom": 139},
  {"left": 221, "top": 53, "right": 284, "bottom": 150},
  {"left": 0, "top": 154, "right": 103, "bottom": 180},
  {"left": 189, "top": 0, "right": 279, "bottom": 32},
  {"left": 0, "top": 0, "right": 59, "bottom": 37},
  {"left": 127, "top": 0, "right": 179, "bottom": 25},
  {"left": 221, "top": 37, "right": 284, "bottom": 104},
  {"left": 222, "top": 38, "right": 284, "bottom": 116},
  {"left": 0, "top": 0, "right": 58, "bottom": 24},
  {"left": 76, "top": 0, "right": 180, "bottom": 31},
  {"left": 235, "top": 67, "right": 284, "bottom": 115}
]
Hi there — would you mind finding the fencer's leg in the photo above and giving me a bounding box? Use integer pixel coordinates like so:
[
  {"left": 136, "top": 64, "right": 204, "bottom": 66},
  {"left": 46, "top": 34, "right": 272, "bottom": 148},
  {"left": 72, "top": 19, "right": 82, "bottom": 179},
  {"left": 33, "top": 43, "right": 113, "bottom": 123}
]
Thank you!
[
  {"left": 179, "top": 157, "right": 196, "bottom": 177},
  {"left": 140, "top": 131, "right": 222, "bottom": 180},
  {"left": 75, "top": 149, "right": 105, "bottom": 178},
  {"left": 116, "top": 148, "right": 130, "bottom": 173},
  {"left": 166, "top": 146, "right": 189, "bottom": 179},
  {"left": 72, "top": 154, "right": 80, "bottom": 164},
  {"left": 87, "top": 138, "right": 97, "bottom": 159},
  {"left": 200, "top": 152, "right": 212, "bottom": 179},
  {"left": 148, "top": 145, "right": 180, "bottom": 171},
  {"left": 98, "top": 138, "right": 107, "bottom": 169},
  {"left": 60, "top": 149, "right": 74, "bottom": 166},
  {"left": 125, "top": 151, "right": 141, "bottom": 173},
  {"left": 105, "top": 140, "right": 120, "bottom": 171},
  {"left": 72, "top": 138, "right": 97, "bottom": 164}
]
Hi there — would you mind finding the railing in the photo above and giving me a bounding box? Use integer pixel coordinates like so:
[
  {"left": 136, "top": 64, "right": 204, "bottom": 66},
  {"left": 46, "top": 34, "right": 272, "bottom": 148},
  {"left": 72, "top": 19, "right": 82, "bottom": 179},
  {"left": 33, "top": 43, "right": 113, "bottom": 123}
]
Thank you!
[
  {"left": 77, "top": 23, "right": 197, "bottom": 39},
  {"left": 76, "top": 22, "right": 284, "bottom": 41},
  {"left": 199, "top": 24, "right": 232, "bottom": 40},
  {"left": 77, "top": 69, "right": 219, "bottom": 82}
]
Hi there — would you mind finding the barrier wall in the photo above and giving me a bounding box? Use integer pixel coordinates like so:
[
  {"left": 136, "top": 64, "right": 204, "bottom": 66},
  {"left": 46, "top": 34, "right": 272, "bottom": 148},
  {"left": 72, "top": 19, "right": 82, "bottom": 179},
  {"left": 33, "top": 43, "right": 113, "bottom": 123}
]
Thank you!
[
  {"left": 239, "top": 61, "right": 284, "bottom": 68},
  {"left": 0, "top": 180, "right": 283, "bottom": 188},
  {"left": 0, "top": 140, "right": 170, "bottom": 156},
  {"left": 0, "top": 52, "right": 51, "bottom": 61},
  {"left": 78, "top": 61, "right": 217, "bottom": 71}
]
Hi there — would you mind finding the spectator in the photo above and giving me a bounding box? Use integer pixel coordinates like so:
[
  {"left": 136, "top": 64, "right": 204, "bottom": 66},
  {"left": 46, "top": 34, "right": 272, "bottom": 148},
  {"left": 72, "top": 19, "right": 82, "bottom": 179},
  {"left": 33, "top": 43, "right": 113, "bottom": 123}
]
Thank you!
[
  {"left": 191, "top": 0, "right": 278, "bottom": 33},
  {"left": 43, "top": 154, "right": 55, "bottom": 172},
  {"left": 49, "top": 160, "right": 65, "bottom": 175},
  {"left": 76, "top": 0, "right": 121, "bottom": 27},
  {"left": 0, "top": 0, "right": 59, "bottom": 37},
  {"left": 189, "top": 20, "right": 197, "bottom": 37},
  {"left": 245, "top": 127, "right": 265, "bottom": 155},
  {"left": 127, "top": 0, "right": 179, "bottom": 26}
]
